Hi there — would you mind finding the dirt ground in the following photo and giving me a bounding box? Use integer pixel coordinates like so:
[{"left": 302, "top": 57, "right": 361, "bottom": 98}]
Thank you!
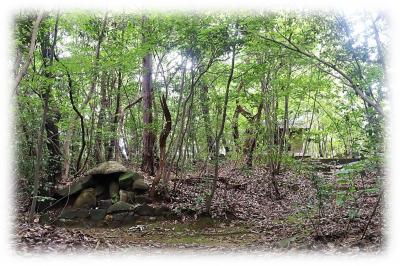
[{"left": 12, "top": 162, "right": 384, "bottom": 255}]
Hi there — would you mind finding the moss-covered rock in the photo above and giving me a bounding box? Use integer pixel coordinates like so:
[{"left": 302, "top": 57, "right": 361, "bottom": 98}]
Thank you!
[
  {"left": 119, "top": 189, "right": 135, "bottom": 204},
  {"left": 134, "top": 204, "right": 155, "bottom": 216},
  {"left": 153, "top": 206, "right": 171, "bottom": 216},
  {"left": 134, "top": 194, "right": 152, "bottom": 204},
  {"left": 132, "top": 179, "right": 149, "bottom": 192},
  {"left": 119, "top": 171, "right": 143, "bottom": 190},
  {"left": 73, "top": 188, "right": 96, "bottom": 208},
  {"left": 89, "top": 209, "right": 107, "bottom": 221},
  {"left": 109, "top": 180, "right": 119, "bottom": 201},
  {"left": 59, "top": 208, "right": 90, "bottom": 219},
  {"left": 98, "top": 199, "right": 113, "bottom": 209},
  {"left": 107, "top": 201, "right": 136, "bottom": 214},
  {"left": 56, "top": 161, "right": 128, "bottom": 198},
  {"left": 86, "top": 161, "right": 127, "bottom": 176},
  {"left": 56, "top": 175, "right": 94, "bottom": 197}
]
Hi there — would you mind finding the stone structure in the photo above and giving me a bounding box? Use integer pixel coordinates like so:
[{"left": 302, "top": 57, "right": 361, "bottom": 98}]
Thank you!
[{"left": 55, "top": 161, "right": 173, "bottom": 226}]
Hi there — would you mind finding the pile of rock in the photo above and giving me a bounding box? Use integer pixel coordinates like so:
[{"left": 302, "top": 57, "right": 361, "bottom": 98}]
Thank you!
[{"left": 55, "top": 161, "right": 173, "bottom": 226}]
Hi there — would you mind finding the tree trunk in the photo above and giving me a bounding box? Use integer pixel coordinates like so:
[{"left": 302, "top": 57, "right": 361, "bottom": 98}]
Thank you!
[
  {"left": 94, "top": 71, "right": 108, "bottom": 164},
  {"left": 42, "top": 14, "right": 61, "bottom": 190},
  {"left": 44, "top": 107, "right": 61, "bottom": 185},
  {"left": 141, "top": 15, "right": 155, "bottom": 176},
  {"left": 150, "top": 95, "right": 171, "bottom": 198},
  {"left": 232, "top": 80, "right": 244, "bottom": 153},
  {"left": 108, "top": 71, "right": 123, "bottom": 161},
  {"left": 243, "top": 103, "right": 263, "bottom": 167},
  {"left": 166, "top": 59, "right": 186, "bottom": 159},
  {"left": 205, "top": 25, "right": 237, "bottom": 213},
  {"left": 199, "top": 84, "right": 215, "bottom": 157},
  {"left": 30, "top": 89, "right": 50, "bottom": 215}
]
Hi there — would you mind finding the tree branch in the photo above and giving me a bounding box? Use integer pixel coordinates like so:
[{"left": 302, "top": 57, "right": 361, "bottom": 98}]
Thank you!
[
  {"left": 14, "top": 11, "right": 44, "bottom": 93},
  {"left": 254, "top": 32, "right": 384, "bottom": 116}
]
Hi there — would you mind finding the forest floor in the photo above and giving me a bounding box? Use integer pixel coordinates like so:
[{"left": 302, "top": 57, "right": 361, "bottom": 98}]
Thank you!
[{"left": 11, "top": 161, "right": 384, "bottom": 255}]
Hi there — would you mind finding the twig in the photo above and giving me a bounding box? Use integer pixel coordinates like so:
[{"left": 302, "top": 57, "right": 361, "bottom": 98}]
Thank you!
[{"left": 360, "top": 190, "right": 383, "bottom": 240}]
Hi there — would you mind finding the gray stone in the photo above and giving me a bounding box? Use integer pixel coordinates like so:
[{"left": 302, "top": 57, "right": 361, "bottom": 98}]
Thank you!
[
  {"left": 119, "top": 190, "right": 135, "bottom": 204},
  {"left": 132, "top": 179, "right": 149, "bottom": 192},
  {"left": 55, "top": 162, "right": 128, "bottom": 198},
  {"left": 98, "top": 199, "right": 113, "bottom": 209},
  {"left": 119, "top": 171, "right": 143, "bottom": 190},
  {"left": 95, "top": 184, "right": 106, "bottom": 196},
  {"left": 134, "top": 204, "right": 155, "bottom": 216},
  {"left": 89, "top": 209, "right": 107, "bottom": 221},
  {"left": 56, "top": 218, "right": 81, "bottom": 227},
  {"left": 107, "top": 201, "right": 136, "bottom": 214},
  {"left": 56, "top": 175, "right": 94, "bottom": 197},
  {"left": 59, "top": 208, "right": 89, "bottom": 219},
  {"left": 111, "top": 212, "right": 136, "bottom": 222},
  {"left": 153, "top": 206, "right": 171, "bottom": 216},
  {"left": 86, "top": 161, "right": 127, "bottom": 176},
  {"left": 73, "top": 188, "right": 96, "bottom": 208},
  {"left": 134, "top": 194, "right": 152, "bottom": 204},
  {"left": 109, "top": 181, "right": 119, "bottom": 201}
]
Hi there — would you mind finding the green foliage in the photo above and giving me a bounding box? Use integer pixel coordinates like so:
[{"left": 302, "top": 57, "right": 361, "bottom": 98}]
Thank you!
[
  {"left": 310, "top": 173, "right": 334, "bottom": 215},
  {"left": 13, "top": 10, "right": 386, "bottom": 206},
  {"left": 32, "top": 195, "right": 56, "bottom": 203}
]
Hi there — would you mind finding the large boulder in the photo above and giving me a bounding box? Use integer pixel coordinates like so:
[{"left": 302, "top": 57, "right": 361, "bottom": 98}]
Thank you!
[
  {"left": 73, "top": 188, "right": 96, "bottom": 208},
  {"left": 86, "top": 161, "right": 127, "bottom": 176},
  {"left": 56, "top": 161, "right": 128, "bottom": 198}
]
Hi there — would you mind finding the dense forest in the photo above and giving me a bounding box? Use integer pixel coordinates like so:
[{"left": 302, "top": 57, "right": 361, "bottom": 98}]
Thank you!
[{"left": 12, "top": 10, "right": 387, "bottom": 253}]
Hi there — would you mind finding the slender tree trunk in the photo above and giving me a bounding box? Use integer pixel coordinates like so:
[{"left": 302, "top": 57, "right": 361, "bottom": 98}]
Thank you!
[
  {"left": 166, "top": 60, "right": 186, "bottom": 158},
  {"left": 30, "top": 89, "right": 50, "bottom": 215},
  {"left": 150, "top": 95, "right": 171, "bottom": 198},
  {"left": 176, "top": 88, "right": 195, "bottom": 166},
  {"left": 40, "top": 14, "right": 61, "bottom": 191},
  {"left": 205, "top": 26, "right": 237, "bottom": 213},
  {"left": 199, "top": 84, "right": 215, "bottom": 157},
  {"left": 302, "top": 82, "right": 319, "bottom": 157},
  {"left": 117, "top": 96, "right": 143, "bottom": 161},
  {"left": 94, "top": 71, "right": 108, "bottom": 163},
  {"left": 108, "top": 71, "right": 123, "bottom": 161},
  {"left": 44, "top": 108, "right": 61, "bottom": 185},
  {"left": 61, "top": 122, "right": 74, "bottom": 180},
  {"left": 141, "top": 15, "right": 155, "bottom": 175},
  {"left": 244, "top": 103, "right": 263, "bottom": 167},
  {"left": 232, "top": 80, "right": 244, "bottom": 153}
]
